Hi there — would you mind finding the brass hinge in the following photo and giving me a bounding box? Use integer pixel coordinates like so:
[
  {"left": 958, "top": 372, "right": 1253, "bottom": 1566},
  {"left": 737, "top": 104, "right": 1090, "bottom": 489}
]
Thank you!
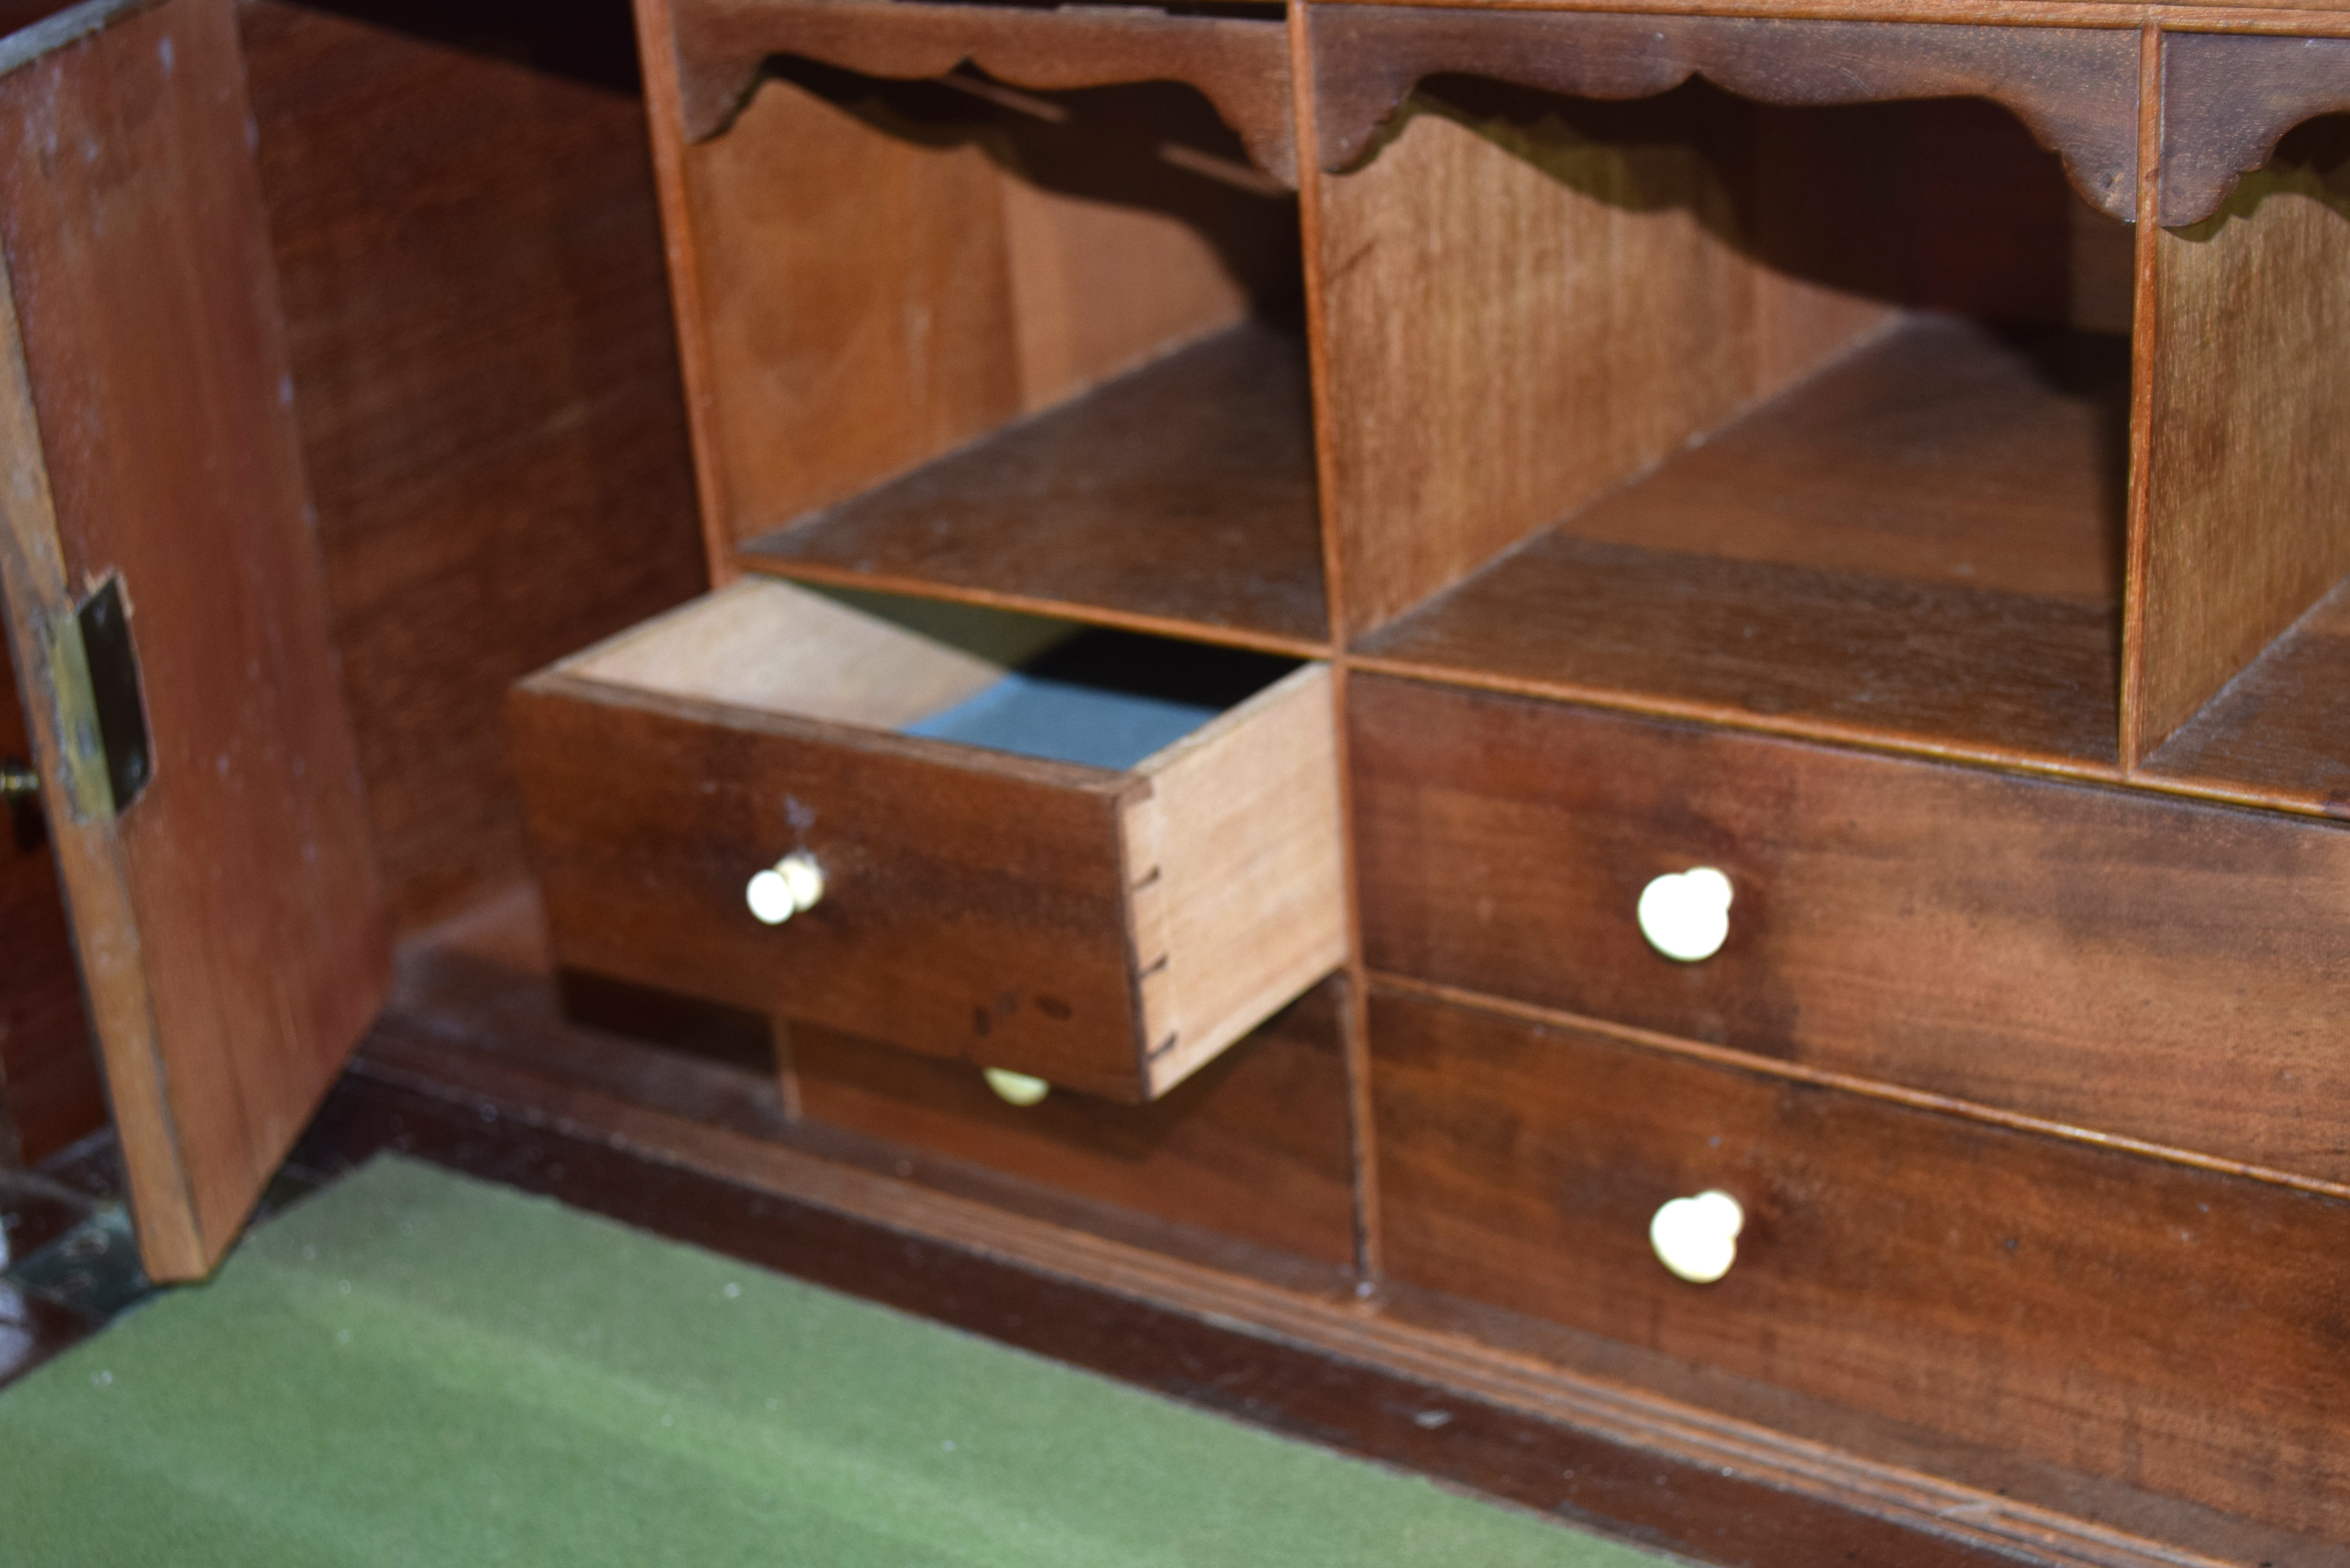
[{"left": 32, "top": 574, "right": 150, "bottom": 823}]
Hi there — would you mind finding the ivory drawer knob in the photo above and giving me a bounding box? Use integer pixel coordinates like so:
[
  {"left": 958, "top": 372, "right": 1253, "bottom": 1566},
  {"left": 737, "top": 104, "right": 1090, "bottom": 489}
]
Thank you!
[
  {"left": 1650, "top": 1190, "right": 1744, "bottom": 1284},
  {"left": 1637, "top": 867, "right": 1734, "bottom": 962},
  {"left": 745, "top": 852, "right": 825, "bottom": 926},
  {"left": 983, "top": 1068, "right": 1051, "bottom": 1107}
]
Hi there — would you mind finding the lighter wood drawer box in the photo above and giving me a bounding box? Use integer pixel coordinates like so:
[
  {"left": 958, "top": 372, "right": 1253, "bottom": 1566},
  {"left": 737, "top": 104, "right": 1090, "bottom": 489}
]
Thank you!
[
  {"left": 1369, "top": 987, "right": 2350, "bottom": 1536},
  {"left": 511, "top": 581, "right": 1347, "bottom": 1103},
  {"left": 1351, "top": 674, "right": 2350, "bottom": 1183}
]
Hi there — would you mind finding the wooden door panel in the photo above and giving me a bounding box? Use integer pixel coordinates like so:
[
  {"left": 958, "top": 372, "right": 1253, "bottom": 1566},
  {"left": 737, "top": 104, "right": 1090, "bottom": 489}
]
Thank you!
[{"left": 0, "top": 0, "right": 389, "bottom": 1279}]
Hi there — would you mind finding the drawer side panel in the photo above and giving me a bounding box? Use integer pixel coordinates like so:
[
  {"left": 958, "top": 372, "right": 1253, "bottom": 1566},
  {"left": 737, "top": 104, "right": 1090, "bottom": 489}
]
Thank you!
[{"left": 1128, "top": 664, "right": 1349, "bottom": 1096}]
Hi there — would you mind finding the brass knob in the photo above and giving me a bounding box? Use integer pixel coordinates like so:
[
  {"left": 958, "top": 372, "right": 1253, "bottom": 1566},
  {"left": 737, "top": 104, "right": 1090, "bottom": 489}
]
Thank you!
[{"left": 1, "top": 759, "right": 37, "bottom": 804}]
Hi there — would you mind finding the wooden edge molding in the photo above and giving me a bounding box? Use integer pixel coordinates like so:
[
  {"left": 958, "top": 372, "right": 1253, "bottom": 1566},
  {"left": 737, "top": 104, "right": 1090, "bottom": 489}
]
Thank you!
[
  {"left": 1308, "top": 5, "right": 2141, "bottom": 220},
  {"left": 348, "top": 1024, "right": 2250, "bottom": 1568},
  {"left": 2160, "top": 29, "right": 2350, "bottom": 223},
  {"left": 667, "top": 0, "right": 1299, "bottom": 187},
  {"left": 1305, "top": 0, "right": 2350, "bottom": 41}
]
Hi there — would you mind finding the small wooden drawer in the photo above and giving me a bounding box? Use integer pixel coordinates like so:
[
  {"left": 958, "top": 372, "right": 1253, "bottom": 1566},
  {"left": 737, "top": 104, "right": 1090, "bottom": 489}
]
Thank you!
[
  {"left": 510, "top": 581, "right": 1346, "bottom": 1103},
  {"left": 790, "top": 979, "right": 1356, "bottom": 1271},
  {"left": 1370, "top": 987, "right": 2350, "bottom": 1536},
  {"left": 1352, "top": 674, "right": 2350, "bottom": 1182}
]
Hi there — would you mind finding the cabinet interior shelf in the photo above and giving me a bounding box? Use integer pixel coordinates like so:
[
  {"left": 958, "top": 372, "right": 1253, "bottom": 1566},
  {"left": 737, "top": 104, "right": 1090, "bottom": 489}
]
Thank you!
[
  {"left": 1355, "top": 314, "right": 2129, "bottom": 773},
  {"left": 738, "top": 320, "right": 1328, "bottom": 656}
]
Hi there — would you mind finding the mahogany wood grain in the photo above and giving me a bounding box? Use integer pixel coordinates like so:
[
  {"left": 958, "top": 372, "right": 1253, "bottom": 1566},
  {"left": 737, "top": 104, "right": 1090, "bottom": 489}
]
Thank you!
[
  {"left": 240, "top": 0, "right": 709, "bottom": 932},
  {"left": 2135, "top": 139, "right": 2350, "bottom": 760},
  {"left": 1310, "top": 5, "right": 2139, "bottom": 218},
  {"left": 669, "top": 0, "right": 1297, "bottom": 184},
  {"left": 340, "top": 1029, "right": 2330, "bottom": 1568},
  {"left": 2140, "top": 574, "right": 2350, "bottom": 812},
  {"left": 378, "top": 884, "right": 1354, "bottom": 1285},
  {"left": 511, "top": 671, "right": 1147, "bottom": 1100},
  {"left": 1367, "top": 987, "right": 2350, "bottom": 1541},
  {"left": 1356, "top": 317, "right": 2126, "bottom": 766},
  {"left": 791, "top": 979, "right": 1355, "bottom": 1270},
  {"left": 643, "top": 21, "right": 1299, "bottom": 562},
  {"left": 2121, "top": 22, "right": 2161, "bottom": 765},
  {"left": 513, "top": 584, "right": 1344, "bottom": 1102},
  {"left": 2160, "top": 30, "right": 2350, "bottom": 224},
  {"left": 1308, "top": 0, "right": 2350, "bottom": 29},
  {"left": 0, "top": 0, "right": 390, "bottom": 1279},
  {"left": 1350, "top": 675, "right": 2350, "bottom": 1185},
  {"left": 0, "top": 633, "right": 100, "bottom": 1167},
  {"left": 1315, "top": 87, "right": 1905, "bottom": 635},
  {"left": 739, "top": 322, "right": 1328, "bottom": 650}
]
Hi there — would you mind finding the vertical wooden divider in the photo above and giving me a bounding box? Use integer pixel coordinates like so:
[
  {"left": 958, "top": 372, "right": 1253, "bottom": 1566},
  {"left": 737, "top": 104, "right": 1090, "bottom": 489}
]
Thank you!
[
  {"left": 2132, "top": 29, "right": 2350, "bottom": 765},
  {"left": 1290, "top": 3, "right": 1378, "bottom": 1288},
  {"left": 632, "top": 0, "right": 741, "bottom": 590},
  {"left": 2121, "top": 24, "right": 2162, "bottom": 768}
]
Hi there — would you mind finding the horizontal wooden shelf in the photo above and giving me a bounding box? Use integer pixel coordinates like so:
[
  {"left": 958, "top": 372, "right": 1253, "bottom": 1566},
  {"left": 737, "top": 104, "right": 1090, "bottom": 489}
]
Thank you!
[
  {"left": 737, "top": 321, "right": 1329, "bottom": 656},
  {"left": 1355, "top": 314, "right": 2128, "bottom": 771},
  {"left": 2140, "top": 574, "right": 2350, "bottom": 818}
]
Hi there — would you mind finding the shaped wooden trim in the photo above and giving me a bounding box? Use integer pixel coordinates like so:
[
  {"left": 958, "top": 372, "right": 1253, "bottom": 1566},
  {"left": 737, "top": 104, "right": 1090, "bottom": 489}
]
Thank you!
[
  {"left": 2160, "top": 30, "right": 2350, "bottom": 228},
  {"left": 1308, "top": 5, "right": 2139, "bottom": 222},
  {"left": 668, "top": 0, "right": 1298, "bottom": 187}
]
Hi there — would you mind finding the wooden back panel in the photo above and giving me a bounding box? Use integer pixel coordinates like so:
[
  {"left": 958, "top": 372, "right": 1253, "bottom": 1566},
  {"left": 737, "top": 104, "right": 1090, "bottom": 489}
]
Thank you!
[
  {"left": 2136, "top": 134, "right": 2350, "bottom": 761},
  {"left": 0, "top": 0, "right": 388, "bottom": 1278},
  {"left": 1312, "top": 43, "right": 2130, "bottom": 640},
  {"left": 240, "top": 0, "right": 708, "bottom": 933},
  {"left": 1315, "top": 85, "right": 1916, "bottom": 637}
]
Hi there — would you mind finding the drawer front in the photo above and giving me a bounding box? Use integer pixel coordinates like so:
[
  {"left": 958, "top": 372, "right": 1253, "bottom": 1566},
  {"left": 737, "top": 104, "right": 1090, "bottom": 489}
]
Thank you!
[
  {"left": 511, "top": 676, "right": 1155, "bottom": 1100},
  {"left": 792, "top": 979, "right": 1356, "bottom": 1271},
  {"left": 1352, "top": 675, "right": 2350, "bottom": 1182},
  {"left": 1370, "top": 988, "right": 2350, "bottom": 1537}
]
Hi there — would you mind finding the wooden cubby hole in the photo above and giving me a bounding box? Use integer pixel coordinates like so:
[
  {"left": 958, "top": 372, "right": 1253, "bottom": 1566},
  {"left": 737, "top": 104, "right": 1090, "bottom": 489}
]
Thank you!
[
  {"left": 1317, "top": 65, "right": 2138, "bottom": 775},
  {"left": 635, "top": 0, "right": 1328, "bottom": 657},
  {"left": 1308, "top": 20, "right": 2350, "bottom": 817},
  {"left": 2132, "top": 102, "right": 2350, "bottom": 817}
]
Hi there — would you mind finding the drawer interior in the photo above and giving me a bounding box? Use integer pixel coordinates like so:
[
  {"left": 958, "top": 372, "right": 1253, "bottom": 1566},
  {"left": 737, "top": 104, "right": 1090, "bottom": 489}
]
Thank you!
[{"left": 563, "top": 579, "right": 1299, "bottom": 769}]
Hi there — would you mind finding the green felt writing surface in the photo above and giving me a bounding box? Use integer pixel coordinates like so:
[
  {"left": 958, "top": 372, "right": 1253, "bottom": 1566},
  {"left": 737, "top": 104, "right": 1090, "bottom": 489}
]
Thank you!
[{"left": 0, "top": 1156, "right": 1665, "bottom": 1568}]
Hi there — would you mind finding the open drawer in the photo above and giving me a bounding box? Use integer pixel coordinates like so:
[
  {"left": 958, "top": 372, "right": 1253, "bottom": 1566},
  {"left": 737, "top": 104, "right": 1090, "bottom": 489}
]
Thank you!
[{"left": 508, "top": 580, "right": 1346, "bottom": 1102}]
